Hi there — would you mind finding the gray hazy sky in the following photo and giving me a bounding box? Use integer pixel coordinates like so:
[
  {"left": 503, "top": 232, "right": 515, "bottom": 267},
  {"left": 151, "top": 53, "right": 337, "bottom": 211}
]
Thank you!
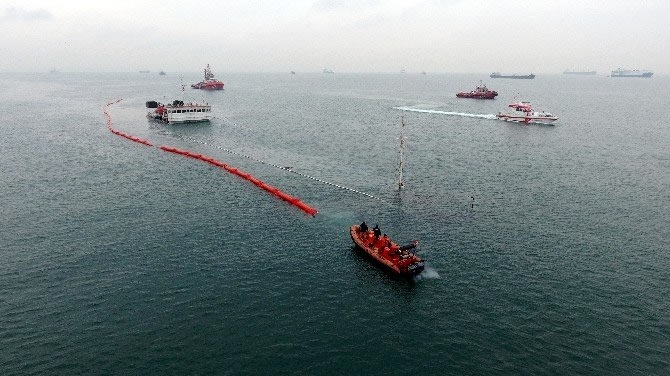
[{"left": 1, "top": 0, "right": 668, "bottom": 74}]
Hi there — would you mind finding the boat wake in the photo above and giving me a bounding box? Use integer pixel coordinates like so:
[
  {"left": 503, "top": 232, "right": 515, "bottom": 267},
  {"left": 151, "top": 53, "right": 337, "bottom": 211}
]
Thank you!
[
  {"left": 414, "top": 265, "right": 440, "bottom": 281},
  {"left": 394, "top": 106, "right": 497, "bottom": 120}
]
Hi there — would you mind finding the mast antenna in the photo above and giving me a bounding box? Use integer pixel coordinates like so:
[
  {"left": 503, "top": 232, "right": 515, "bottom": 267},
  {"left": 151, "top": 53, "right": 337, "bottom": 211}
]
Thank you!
[
  {"left": 397, "top": 116, "right": 406, "bottom": 190},
  {"left": 180, "top": 75, "right": 186, "bottom": 102}
]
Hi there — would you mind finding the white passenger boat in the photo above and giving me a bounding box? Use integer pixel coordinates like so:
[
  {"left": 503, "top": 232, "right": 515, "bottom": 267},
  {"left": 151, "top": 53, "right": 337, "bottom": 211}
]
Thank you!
[{"left": 146, "top": 100, "right": 213, "bottom": 124}]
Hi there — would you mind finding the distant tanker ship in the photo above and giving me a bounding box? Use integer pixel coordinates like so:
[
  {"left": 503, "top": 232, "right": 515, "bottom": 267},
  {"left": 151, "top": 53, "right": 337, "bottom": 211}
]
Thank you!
[
  {"left": 611, "top": 68, "right": 653, "bottom": 78},
  {"left": 490, "top": 72, "right": 535, "bottom": 79}
]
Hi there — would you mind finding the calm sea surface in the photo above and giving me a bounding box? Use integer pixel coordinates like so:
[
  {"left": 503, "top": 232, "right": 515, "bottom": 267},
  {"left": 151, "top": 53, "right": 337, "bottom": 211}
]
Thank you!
[{"left": 1, "top": 72, "right": 669, "bottom": 375}]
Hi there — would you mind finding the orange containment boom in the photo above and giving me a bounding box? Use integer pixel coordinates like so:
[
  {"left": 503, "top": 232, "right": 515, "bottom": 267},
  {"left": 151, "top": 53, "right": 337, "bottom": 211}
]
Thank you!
[
  {"left": 103, "top": 99, "right": 153, "bottom": 147},
  {"left": 158, "top": 145, "right": 318, "bottom": 216}
]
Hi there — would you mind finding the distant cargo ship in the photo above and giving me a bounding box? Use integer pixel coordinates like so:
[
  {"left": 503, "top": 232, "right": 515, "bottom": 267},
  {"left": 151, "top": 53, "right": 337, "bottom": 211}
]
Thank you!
[
  {"left": 563, "top": 69, "right": 596, "bottom": 75},
  {"left": 490, "top": 72, "right": 535, "bottom": 79},
  {"left": 611, "top": 68, "right": 653, "bottom": 78}
]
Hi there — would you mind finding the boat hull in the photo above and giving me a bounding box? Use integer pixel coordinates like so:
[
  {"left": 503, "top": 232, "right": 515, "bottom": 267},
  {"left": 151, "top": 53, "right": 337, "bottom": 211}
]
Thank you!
[
  {"left": 166, "top": 115, "right": 212, "bottom": 124},
  {"left": 191, "top": 81, "right": 225, "bottom": 90},
  {"left": 611, "top": 72, "right": 653, "bottom": 78},
  {"left": 496, "top": 114, "right": 558, "bottom": 124},
  {"left": 490, "top": 73, "right": 535, "bottom": 79},
  {"left": 456, "top": 92, "right": 498, "bottom": 99},
  {"left": 147, "top": 113, "right": 212, "bottom": 124},
  {"left": 349, "top": 225, "right": 424, "bottom": 277}
]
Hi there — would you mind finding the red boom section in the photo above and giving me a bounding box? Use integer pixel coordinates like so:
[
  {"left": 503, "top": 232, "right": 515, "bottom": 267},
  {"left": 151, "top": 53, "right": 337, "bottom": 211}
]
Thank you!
[
  {"left": 103, "top": 100, "right": 153, "bottom": 146},
  {"left": 159, "top": 145, "right": 318, "bottom": 216}
]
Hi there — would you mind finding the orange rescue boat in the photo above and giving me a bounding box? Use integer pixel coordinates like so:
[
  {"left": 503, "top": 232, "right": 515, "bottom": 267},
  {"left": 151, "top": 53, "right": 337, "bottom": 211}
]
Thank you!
[{"left": 349, "top": 224, "right": 425, "bottom": 276}]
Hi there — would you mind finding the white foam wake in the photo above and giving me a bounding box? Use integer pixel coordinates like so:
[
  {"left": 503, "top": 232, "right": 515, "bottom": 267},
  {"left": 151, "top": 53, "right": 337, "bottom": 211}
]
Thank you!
[
  {"left": 394, "top": 106, "right": 497, "bottom": 120},
  {"left": 414, "top": 265, "right": 440, "bottom": 281}
]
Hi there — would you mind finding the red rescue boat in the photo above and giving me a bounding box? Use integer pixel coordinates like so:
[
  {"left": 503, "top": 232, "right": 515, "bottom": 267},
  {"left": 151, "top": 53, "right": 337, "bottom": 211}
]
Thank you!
[
  {"left": 191, "top": 64, "right": 224, "bottom": 90},
  {"left": 350, "top": 224, "right": 425, "bottom": 276},
  {"left": 456, "top": 81, "right": 498, "bottom": 99}
]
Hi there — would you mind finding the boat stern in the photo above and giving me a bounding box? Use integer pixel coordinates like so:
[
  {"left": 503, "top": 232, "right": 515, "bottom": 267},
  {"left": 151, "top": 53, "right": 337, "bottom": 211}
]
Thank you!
[{"left": 406, "top": 260, "right": 425, "bottom": 275}]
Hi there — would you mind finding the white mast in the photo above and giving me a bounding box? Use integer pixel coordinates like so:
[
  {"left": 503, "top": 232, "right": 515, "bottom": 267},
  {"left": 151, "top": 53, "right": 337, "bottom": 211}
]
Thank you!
[
  {"left": 180, "top": 75, "right": 185, "bottom": 102},
  {"left": 397, "top": 116, "right": 406, "bottom": 190}
]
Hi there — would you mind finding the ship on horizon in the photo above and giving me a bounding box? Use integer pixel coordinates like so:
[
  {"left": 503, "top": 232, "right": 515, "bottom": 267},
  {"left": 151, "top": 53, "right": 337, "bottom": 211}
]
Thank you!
[
  {"left": 490, "top": 72, "right": 535, "bottom": 79},
  {"left": 611, "top": 68, "right": 653, "bottom": 78}
]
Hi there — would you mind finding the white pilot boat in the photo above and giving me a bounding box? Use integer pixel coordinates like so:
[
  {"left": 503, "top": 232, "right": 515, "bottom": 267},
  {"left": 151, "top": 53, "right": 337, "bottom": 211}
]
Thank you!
[{"left": 496, "top": 102, "right": 558, "bottom": 125}]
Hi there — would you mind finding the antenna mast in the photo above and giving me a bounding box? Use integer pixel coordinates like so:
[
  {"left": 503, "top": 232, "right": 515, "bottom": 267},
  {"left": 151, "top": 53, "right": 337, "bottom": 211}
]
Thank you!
[
  {"left": 397, "top": 116, "right": 406, "bottom": 190},
  {"left": 180, "top": 75, "right": 186, "bottom": 102}
]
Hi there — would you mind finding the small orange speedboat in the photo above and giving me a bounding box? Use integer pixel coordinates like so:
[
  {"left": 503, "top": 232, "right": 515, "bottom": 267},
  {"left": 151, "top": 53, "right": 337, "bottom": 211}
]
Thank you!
[{"left": 349, "top": 224, "right": 425, "bottom": 276}]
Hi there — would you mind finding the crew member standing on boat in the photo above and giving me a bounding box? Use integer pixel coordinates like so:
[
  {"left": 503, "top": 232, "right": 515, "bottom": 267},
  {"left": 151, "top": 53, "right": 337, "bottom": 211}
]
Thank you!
[
  {"left": 373, "top": 224, "right": 381, "bottom": 239},
  {"left": 359, "top": 221, "right": 368, "bottom": 233}
]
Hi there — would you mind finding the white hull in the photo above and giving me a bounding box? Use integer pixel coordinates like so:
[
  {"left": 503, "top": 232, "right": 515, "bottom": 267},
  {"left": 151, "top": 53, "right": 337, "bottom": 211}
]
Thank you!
[
  {"left": 497, "top": 113, "right": 558, "bottom": 125},
  {"left": 147, "top": 112, "right": 212, "bottom": 124},
  {"left": 166, "top": 112, "right": 213, "bottom": 124},
  {"left": 611, "top": 69, "right": 653, "bottom": 77}
]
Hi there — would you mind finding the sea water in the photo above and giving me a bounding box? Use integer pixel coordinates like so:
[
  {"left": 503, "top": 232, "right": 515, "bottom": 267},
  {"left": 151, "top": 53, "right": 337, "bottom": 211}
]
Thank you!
[{"left": 1, "top": 72, "right": 669, "bottom": 374}]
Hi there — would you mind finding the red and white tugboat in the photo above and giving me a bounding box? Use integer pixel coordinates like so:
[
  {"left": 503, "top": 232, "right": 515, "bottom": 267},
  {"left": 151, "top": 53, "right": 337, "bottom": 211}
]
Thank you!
[
  {"left": 456, "top": 81, "right": 498, "bottom": 99},
  {"left": 350, "top": 223, "right": 425, "bottom": 277},
  {"left": 191, "top": 64, "right": 224, "bottom": 90},
  {"left": 496, "top": 101, "right": 558, "bottom": 125}
]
